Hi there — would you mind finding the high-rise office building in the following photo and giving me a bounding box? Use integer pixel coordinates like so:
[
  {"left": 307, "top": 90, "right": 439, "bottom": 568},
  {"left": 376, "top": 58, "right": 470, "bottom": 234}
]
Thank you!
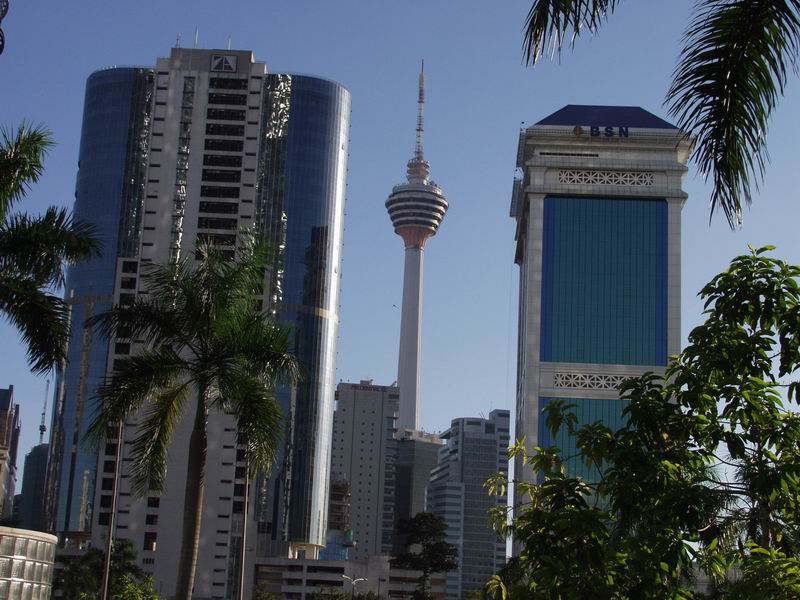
[
  {"left": 45, "top": 66, "right": 155, "bottom": 535},
  {"left": 326, "top": 381, "right": 399, "bottom": 561},
  {"left": 428, "top": 410, "right": 509, "bottom": 599},
  {"left": 49, "top": 47, "right": 349, "bottom": 597},
  {"left": 0, "top": 387, "right": 20, "bottom": 519},
  {"left": 386, "top": 65, "right": 448, "bottom": 431},
  {"left": 510, "top": 105, "right": 689, "bottom": 482},
  {"left": 18, "top": 444, "right": 49, "bottom": 532}
]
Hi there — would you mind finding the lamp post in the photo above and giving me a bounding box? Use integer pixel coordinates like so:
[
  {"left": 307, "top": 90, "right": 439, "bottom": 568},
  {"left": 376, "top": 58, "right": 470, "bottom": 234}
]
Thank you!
[{"left": 341, "top": 575, "right": 367, "bottom": 600}]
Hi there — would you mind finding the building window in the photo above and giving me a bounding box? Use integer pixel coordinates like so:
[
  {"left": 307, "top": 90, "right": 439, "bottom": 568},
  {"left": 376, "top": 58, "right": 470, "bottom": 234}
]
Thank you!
[
  {"left": 198, "top": 217, "right": 237, "bottom": 231},
  {"left": 204, "top": 154, "right": 243, "bottom": 168},
  {"left": 122, "top": 261, "right": 138, "bottom": 274},
  {"left": 209, "top": 78, "right": 249, "bottom": 90},
  {"left": 207, "top": 108, "right": 245, "bottom": 122},
  {"left": 199, "top": 201, "right": 239, "bottom": 215},
  {"left": 143, "top": 532, "right": 157, "bottom": 552},
  {"left": 208, "top": 93, "right": 247, "bottom": 106},
  {"left": 202, "top": 169, "right": 241, "bottom": 183},
  {"left": 204, "top": 139, "right": 244, "bottom": 152},
  {"left": 98, "top": 513, "right": 110, "bottom": 525},
  {"left": 146, "top": 514, "right": 158, "bottom": 526},
  {"left": 200, "top": 185, "right": 240, "bottom": 199},
  {"left": 147, "top": 497, "right": 160, "bottom": 508},
  {"left": 206, "top": 123, "right": 245, "bottom": 137}
]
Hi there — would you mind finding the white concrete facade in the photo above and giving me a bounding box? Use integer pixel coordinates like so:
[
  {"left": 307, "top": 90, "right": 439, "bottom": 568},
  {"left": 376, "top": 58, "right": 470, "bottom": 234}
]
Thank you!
[{"left": 90, "top": 48, "right": 269, "bottom": 600}]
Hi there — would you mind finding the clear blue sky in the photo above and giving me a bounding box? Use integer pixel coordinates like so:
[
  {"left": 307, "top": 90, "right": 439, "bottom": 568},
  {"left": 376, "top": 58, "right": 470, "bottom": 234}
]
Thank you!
[{"left": 3, "top": 1, "right": 799, "bottom": 478}]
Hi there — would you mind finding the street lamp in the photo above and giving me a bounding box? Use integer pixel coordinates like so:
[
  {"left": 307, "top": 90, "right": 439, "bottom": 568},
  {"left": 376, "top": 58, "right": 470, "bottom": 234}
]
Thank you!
[{"left": 341, "top": 575, "right": 368, "bottom": 600}]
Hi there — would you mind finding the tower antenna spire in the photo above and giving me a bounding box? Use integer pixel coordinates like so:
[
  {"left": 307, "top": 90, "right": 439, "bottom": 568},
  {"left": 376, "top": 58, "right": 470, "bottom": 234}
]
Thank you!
[
  {"left": 39, "top": 379, "right": 49, "bottom": 445},
  {"left": 415, "top": 59, "right": 425, "bottom": 162}
]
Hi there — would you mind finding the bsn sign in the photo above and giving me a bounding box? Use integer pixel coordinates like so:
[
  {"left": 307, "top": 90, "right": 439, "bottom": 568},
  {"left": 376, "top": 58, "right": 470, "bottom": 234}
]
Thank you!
[{"left": 573, "top": 125, "right": 630, "bottom": 138}]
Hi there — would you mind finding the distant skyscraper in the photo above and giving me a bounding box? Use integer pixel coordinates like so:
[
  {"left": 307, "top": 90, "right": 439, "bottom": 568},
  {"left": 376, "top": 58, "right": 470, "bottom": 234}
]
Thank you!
[
  {"left": 391, "top": 429, "right": 441, "bottom": 555},
  {"left": 18, "top": 444, "right": 49, "bottom": 531},
  {"left": 386, "top": 64, "right": 448, "bottom": 431},
  {"left": 428, "top": 410, "right": 509, "bottom": 599},
  {"left": 510, "top": 105, "right": 689, "bottom": 482},
  {"left": 0, "top": 387, "right": 20, "bottom": 520},
  {"left": 49, "top": 46, "right": 349, "bottom": 596},
  {"left": 327, "top": 381, "right": 399, "bottom": 561}
]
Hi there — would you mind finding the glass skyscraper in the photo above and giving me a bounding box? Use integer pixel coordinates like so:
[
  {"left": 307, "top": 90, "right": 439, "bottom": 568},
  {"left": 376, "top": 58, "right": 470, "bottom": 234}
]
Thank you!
[
  {"left": 49, "top": 49, "right": 349, "bottom": 596},
  {"left": 46, "top": 67, "right": 153, "bottom": 534},
  {"left": 511, "top": 105, "right": 690, "bottom": 483},
  {"left": 255, "top": 74, "right": 350, "bottom": 555}
]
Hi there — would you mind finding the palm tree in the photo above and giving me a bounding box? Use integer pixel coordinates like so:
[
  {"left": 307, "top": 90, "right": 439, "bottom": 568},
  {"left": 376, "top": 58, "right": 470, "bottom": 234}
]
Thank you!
[
  {"left": 87, "top": 238, "right": 299, "bottom": 600},
  {"left": 0, "top": 123, "right": 99, "bottom": 372},
  {"left": 522, "top": 0, "right": 800, "bottom": 228}
]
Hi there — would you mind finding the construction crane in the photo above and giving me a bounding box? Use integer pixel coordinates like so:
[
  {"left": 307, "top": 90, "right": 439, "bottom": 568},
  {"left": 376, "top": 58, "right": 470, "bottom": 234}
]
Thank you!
[{"left": 39, "top": 379, "right": 49, "bottom": 445}]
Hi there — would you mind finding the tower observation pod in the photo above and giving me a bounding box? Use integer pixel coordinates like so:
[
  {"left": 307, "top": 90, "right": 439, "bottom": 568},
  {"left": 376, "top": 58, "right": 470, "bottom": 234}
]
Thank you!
[{"left": 386, "top": 62, "right": 449, "bottom": 432}]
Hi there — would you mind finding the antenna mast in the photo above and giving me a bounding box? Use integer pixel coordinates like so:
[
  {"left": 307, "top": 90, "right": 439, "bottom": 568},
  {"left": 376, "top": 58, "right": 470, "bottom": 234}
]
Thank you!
[
  {"left": 415, "top": 60, "right": 425, "bottom": 162},
  {"left": 39, "top": 379, "right": 49, "bottom": 444}
]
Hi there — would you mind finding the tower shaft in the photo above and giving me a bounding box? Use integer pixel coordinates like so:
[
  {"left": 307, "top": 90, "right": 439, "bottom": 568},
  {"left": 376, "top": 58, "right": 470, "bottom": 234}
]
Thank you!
[{"left": 397, "top": 246, "right": 424, "bottom": 431}]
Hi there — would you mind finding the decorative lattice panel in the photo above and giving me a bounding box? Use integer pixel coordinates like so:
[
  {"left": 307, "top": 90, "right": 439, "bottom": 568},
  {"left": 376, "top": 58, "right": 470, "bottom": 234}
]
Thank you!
[
  {"left": 553, "top": 372, "right": 627, "bottom": 390},
  {"left": 557, "top": 169, "right": 655, "bottom": 186}
]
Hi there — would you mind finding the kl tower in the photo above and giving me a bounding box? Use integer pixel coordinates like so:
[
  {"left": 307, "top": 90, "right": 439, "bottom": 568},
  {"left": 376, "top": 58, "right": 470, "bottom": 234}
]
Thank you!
[{"left": 386, "top": 62, "right": 449, "bottom": 432}]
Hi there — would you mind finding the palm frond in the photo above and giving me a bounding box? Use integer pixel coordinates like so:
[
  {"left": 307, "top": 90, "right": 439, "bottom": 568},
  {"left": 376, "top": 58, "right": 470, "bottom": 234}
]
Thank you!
[
  {"left": 0, "top": 206, "right": 99, "bottom": 287},
  {"left": 86, "top": 346, "right": 188, "bottom": 444},
  {"left": 224, "top": 377, "right": 284, "bottom": 473},
  {"left": 128, "top": 381, "right": 191, "bottom": 496},
  {"left": 220, "top": 315, "right": 300, "bottom": 385},
  {"left": 88, "top": 299, "right": 191, "bottom": 352},
  {"left": 0, "top": 277, "right": 67, "bottom": 373},
  {"left": 523, "top": 0, "right": 621, "bottom": 65},
  {"left": 0, "top": 123, "right": 54, "bottom": 218},
  {"left": 666, "top": 0, "right": 800, "bottom": 228}
]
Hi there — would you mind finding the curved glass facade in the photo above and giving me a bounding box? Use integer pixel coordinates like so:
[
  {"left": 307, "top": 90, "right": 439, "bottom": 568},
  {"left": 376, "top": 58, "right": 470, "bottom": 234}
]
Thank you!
[
  {"left": 256, "top": 75, "right": 350, "bottom": 549},
  {"left": 48, "top": 67, "right": 153, "bottom": 533}
]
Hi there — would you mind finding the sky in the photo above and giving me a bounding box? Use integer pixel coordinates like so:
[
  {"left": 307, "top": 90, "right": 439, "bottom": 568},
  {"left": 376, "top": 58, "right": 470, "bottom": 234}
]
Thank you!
[{"left": 2, "top": 1, "right": 799, "bottom": 483}]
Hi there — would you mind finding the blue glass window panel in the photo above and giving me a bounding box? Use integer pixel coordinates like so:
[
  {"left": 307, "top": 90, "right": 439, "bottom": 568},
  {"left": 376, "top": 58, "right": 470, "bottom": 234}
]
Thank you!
[
  {"left": 538, "top": 396, "right": 629, "bottom": 483},
  {"left": 540, "top": 196, "right": 667, "bottom": 366}
]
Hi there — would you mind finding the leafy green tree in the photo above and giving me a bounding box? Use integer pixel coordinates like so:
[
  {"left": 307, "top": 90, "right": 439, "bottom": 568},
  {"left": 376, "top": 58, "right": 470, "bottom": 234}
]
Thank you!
[
  {"left": 521, "top": 1, "right": 800, "bottom": 228},
  {"left": 0, "top": 123, "right": 99, "bottom": 372},
  {"left": 54, "top": 539, "right": 158, "bottom": 599},
  {"left": 87, "top": 238, "right": 299, "bottom": 600},
  {"left": 252, "top": 581, "right": 276, "bottom": 600},
  {"left": 488, "top": 247, "right": 800, "bottom": 598},
  {"left": 391, "top": 512, "right": 458, "bottom": 599},
  {"left": 310, "top": 588, "right": 348, "bottom": 600}
]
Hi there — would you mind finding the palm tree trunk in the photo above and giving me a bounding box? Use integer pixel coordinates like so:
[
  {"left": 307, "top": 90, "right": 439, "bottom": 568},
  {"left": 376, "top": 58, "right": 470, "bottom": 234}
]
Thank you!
[{"left": 174, "top": 388, "right": 208, "bottom": 600}]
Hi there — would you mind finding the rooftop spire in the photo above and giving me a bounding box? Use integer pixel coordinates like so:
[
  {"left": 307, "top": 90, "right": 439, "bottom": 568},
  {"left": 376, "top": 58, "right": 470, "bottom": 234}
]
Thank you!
[{"left": 415, "top": 60, "right": 425, "bottom": 162}]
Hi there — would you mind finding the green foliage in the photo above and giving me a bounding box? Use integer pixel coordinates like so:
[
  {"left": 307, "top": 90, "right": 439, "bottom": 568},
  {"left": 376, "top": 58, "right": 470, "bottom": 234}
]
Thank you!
[
  {"left": 0, "top": 123, "right": 99, "bottom": 372},
  {"left": 391, "top": 512, "right": 458, "bottom": 598},
  {"left": 54, "top": 539, "right": 158, "bottom": 599},
  {"left": 252, "top": 581, "right": 277, "bottom": 600},
  {"left": 310, "top": 588, "right": 347, "bottom": 600},
  {"left": 522, "top": 1, "right": 800, "bottom": 228},
  {"left": 491, "top": 248, "right": 800, "bottom": 598}
]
